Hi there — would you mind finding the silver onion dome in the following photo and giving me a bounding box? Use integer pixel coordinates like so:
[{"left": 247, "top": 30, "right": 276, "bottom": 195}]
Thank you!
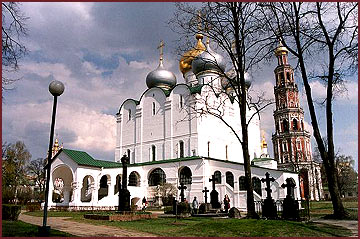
[
  {"left": 146, "top": 59, "right": 177, "bottom": 90},
  {"left": 192, "top": 40, "right": 226, "bottom": 76}
]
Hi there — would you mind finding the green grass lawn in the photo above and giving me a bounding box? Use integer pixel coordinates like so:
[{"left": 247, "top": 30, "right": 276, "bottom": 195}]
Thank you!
[
  {"left": 25, "top": 210, "right": 352, "bottom": 237},
  {"left": 2, "top": 220, "right": 75, "bottom": 237},
  {"left": 310, "top": 200, "right": 358, "bottom": 220}
]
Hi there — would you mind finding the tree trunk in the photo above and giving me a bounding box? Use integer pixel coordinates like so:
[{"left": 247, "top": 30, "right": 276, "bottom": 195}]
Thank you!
[
  {"left": 294, "top": 25, "right": 346, "bottom": 218},
  {"left": 231, "top": 2, "right": 258, "bottom": 219}
]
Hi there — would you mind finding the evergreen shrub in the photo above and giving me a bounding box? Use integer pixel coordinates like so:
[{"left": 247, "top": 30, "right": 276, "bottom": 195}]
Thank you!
[
  {"left": 177, "top": 202, "right": 190, "bottom": 214},
  {"left": 2, "top": 204, "right": 21, "bottom": 220}
]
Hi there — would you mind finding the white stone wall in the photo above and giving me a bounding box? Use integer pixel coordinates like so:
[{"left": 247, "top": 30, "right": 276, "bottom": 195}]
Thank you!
[{"left": 48, "top": 151, "right": 300, "bottom": 211}]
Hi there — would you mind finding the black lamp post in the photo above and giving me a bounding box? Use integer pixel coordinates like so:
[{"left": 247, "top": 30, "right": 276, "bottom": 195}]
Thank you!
[{"left": 40, "top": 80, "right": 64, "bottom": 236}]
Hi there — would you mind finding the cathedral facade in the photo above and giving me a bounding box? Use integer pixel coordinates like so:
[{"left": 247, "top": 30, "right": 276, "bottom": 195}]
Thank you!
[{"left": 47, "top": 35, "right": 304, "bottom": 211}]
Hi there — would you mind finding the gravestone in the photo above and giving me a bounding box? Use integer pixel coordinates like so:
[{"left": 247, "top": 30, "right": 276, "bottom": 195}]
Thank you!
[
  {"left": 281, "top": 178, "right": 299, "bottom": 220},
  {"left": 229, "top": 207, "right": 241, "bottom": 218},
  {"left": 118, "top": 154, "right": 130, "bottom": 212},
  {"left": 178, "top": 182, "right": 187, "bottom": 203},
  {"left": 209, "top": 174, "right": 220, "bottom": 208},
  {"left": 261, "top": 172, "right": 277, "bottom": 219},
  {"left": 202, "top": 187, "right": 209, "bottom": 204}
]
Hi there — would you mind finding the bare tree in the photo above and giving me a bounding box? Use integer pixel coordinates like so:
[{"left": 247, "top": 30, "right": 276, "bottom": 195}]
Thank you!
[
  {"left": 171, "top": 2, "right": 274, "bottom": 218},
  {"left": 2, "top": 2, "right": 28, "bottom": 93},
  {"left": 27, "top": 157, "right": 46, "bottom": 192},
  {"left": 262, "top": 2, "right": 357, "bottom": 219}
]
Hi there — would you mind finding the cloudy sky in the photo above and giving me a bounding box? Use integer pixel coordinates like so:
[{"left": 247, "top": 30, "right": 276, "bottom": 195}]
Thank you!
[{"left": 2, "top": 2, "right": 358, "bottom": 170}]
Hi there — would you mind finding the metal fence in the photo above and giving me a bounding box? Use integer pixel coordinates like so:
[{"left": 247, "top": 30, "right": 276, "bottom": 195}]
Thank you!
[{"left": 254, "top": 198, "right": 310, "bottom": 220}]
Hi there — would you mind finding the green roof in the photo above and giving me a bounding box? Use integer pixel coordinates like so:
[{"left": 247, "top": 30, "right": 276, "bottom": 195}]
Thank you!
[
  {"left": 189, "top": 84, "right": 204, "bottom": 94},
  {"left": 62, "top": 149, "right": 122, "bottom": 168},
  {"left": 57, "top": 148, "right": 294, "bottom": 173}
]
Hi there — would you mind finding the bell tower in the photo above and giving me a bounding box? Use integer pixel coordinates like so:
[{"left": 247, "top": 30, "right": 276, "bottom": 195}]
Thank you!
[{"left": 271, "top": 41, "right": 323, "bottom": 200}]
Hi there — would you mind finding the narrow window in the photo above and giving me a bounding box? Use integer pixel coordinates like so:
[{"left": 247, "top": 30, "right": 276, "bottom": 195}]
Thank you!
[
  {"left": 225, "top": 145, "right": 228, "bottom": 160},
  {"left": 293, "top": 119, "right": 298, "bottom": 130},
  {"left": 179, "top": 95, "right": 183, "bottom": 108},
  {"left": 152, "top": 102, "right": 156, "bottom": 116},
  {"left": 151, "top": 145, "right": 156, "bottom": 161},
  {"left": 282, "top": 141, "right": 287, "bottom": 152},
  {"left": 207, "top": 141, "right": 210, "bottom": 157},
  {"left": 128, "top": 109, "right": 131, "bottom": 120},
  {"left": 127, "top": 149, "right": 131, "bottom": 162},
  {"left": 179, "top": 141, "right": 184, "bottom": 158}
]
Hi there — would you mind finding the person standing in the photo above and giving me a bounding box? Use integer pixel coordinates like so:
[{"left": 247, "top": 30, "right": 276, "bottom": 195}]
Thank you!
[
  {"left": 224, "top": 194, "right": 230, "bottom": 213},
  {"left": 142, "top": 197, "right": 147, "bottom": 211},
  {"left": 192, "top": 196, "right": 199, "bottom": 214}
]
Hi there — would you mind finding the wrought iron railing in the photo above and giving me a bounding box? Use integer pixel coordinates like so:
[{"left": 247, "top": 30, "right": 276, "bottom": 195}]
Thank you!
[{"left": 254, "top": 198, "right": 310, "bottom": 220}]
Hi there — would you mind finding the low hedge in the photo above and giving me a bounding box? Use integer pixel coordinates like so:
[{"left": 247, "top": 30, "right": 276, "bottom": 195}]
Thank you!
[
  {"left": 177, "top": 202, "right": 191, "bottom": 214},
  {"left": 3, "top": 204, "right": 22, "bottom": 221},
  {"left": 164, "top": 206, "right": 173, "bottom": 214},
  {"left": 25, "top": 202, "right": 41, "bottom": 212}
]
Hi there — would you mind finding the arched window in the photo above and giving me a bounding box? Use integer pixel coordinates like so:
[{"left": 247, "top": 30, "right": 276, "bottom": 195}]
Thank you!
[
  {"left": 293, "top": 119, "right": 298, "bottom": 130},
  {"left": 280, "top": 72, "right": 285, "bottom": 85},
  {"left": 152, "top": 102, "right": 156, "bottom": 115},
  {"left": 179, "top": 166, "right": 192, "bottom": 184},
  {"left": 127, "top": 149, "right": 131, "bottom": 163},
  {"left": 214, "top": 171, "right": 221, "bottom": 184},
  {"left": 283, "top": 119, "right": 289, "bottom": 132},
  {"left": 179, "top": 141, "right": 184, "bottom": 158},
  {"left": 114, "top": 175, "right": 121, "bottom": 194},
  {"left": 98, "top": 175, "right": 109, "bottom": 200},
  {"left": 226, "top": 171, "right": 234, "bottom": 188},
  {"left": 239, "top": 176, "right": 246, "bottom": 191},
  {"left": 148, "top": 168, "right": 166, "bottom": 186},
  {"left": 151, "top": 145, "right": 156, "bottom": 161},
  {"left": 128, "top": 172, "right": 140, "bottom": 186},
  {"left": 252, "top": 177, "right": 262, "bottom": 196},
  {"left": 287, "top": 72, "right": 291, "bottom": 82},
  {"left": 81, "top": 175, "right": 93, "bottom": 202}
]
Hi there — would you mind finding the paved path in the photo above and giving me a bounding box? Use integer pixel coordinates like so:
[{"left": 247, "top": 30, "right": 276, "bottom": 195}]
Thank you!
[
  {"left": 19, "top": 213, "right": 156, "bottom": 237},
  {"left": 311, "top": 219, "right": 358, "bottom": 237}
]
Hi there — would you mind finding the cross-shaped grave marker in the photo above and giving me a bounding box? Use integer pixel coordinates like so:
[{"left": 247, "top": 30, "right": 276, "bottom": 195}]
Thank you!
[
  {"left": 178, "top": 182, "right": 187, "bottom": 202},
  {"left": 282, "top": 178, "right": 296, "bottom": 198},
  {"left": 261, "top": 172, "right": 275, "bottom": 199},
  {"left": 209, "top": 174, "right": 217, "bottom": 191},
  {"left": 202, "top": 187, "right": 209, "bottom": 204}
]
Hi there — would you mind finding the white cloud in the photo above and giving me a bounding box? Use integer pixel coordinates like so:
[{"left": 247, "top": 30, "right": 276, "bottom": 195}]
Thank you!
[{"left": 305, "top": 80, "right": 358, "bottom": 105}]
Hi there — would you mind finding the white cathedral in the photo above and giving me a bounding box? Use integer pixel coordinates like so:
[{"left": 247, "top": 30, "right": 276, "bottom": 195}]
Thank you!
[{"left": 47, "top": 33, "right": 305, "bottom": 211}]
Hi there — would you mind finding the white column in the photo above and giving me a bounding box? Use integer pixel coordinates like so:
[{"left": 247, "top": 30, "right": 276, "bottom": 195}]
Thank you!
[
  {"left": 70, "top": 182, "right": 81, "bottom": 206},
  {"left": 107, "top": 180, "right": 114, "bottom": 197},
  {"left": 91, "top": 183, "right": 98, "bottom": 205}
]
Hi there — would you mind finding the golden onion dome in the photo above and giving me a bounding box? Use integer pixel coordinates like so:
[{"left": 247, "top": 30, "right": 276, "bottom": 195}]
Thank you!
[
  {"left": 274, "top": 40, "right": 288, "bottom": 56},
  {"left": 179, "top": 33, "right": 206, "bottom": 75}
]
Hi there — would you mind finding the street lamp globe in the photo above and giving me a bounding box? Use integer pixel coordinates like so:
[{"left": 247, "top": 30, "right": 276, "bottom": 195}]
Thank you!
[{"left": 49, "top": 80, "right": 65, "bottom": 96}]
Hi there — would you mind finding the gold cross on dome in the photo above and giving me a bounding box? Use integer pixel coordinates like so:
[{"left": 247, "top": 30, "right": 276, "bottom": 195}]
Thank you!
[
  {"left": 197, "top": 10, "right": 202, "bottom": 32},
  {"left": 157, "top": 40, "right": 165, "bottom": 60}
]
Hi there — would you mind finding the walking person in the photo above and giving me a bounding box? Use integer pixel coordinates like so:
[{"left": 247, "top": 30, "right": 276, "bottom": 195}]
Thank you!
[
  {"left": 142, "top": 197, "right": 147, "bottom": 211},
  {"left": 192, "top": 196, "right": 199, "bottom": 214},
  {"left": 224, "top": 194, "right": 230, "bottom": 213}
]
